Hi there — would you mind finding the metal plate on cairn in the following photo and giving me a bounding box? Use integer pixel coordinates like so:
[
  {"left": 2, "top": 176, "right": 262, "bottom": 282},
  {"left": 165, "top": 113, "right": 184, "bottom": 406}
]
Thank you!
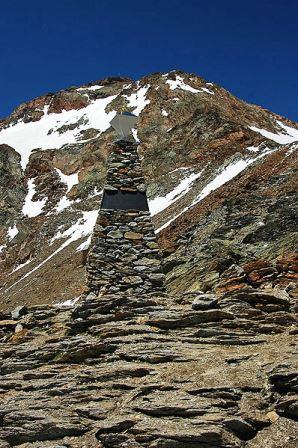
[
  {"left": 110, "top": 112, "right": 137, "bottom": 141},
  {"left": 101, "top": 189, "right": 149, "bottom": 211}
]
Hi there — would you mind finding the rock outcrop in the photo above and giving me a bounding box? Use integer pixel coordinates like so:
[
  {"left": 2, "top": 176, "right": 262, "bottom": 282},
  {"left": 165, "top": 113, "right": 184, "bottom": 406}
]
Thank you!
[{"left": 0, "top": 284, "right": 296, "bottom": 447}]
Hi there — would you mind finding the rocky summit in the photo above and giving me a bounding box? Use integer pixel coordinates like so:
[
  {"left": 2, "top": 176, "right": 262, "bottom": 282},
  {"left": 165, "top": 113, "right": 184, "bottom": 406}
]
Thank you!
[{"left": 0, "top": 71, "right": 297, "bottom": 447}]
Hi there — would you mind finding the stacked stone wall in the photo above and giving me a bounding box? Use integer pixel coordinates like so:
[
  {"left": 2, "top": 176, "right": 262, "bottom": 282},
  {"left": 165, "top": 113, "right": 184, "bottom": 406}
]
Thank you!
[
  {"left": 104, "top": 141, "right": 146, "bottom": 192},
  {"left": 86, "top": 209, "right": 165, "bottom": 295},
  {"left": 86, "top": 141, "right": 166, "bottom": 297}
]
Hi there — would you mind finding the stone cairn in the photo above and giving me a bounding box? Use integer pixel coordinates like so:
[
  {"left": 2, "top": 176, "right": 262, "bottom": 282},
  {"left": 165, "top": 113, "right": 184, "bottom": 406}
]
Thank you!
[{"left": 86, "top": 140, "right": 166, "bottom": 297}]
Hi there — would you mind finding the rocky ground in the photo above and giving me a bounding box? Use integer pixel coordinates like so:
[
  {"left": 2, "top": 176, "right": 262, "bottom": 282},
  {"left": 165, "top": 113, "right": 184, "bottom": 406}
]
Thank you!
[
  {"left": 0, "top": 70, "right": 297, "bottom": 446},
  {"left": 0, "top": 279, "right": 297, "bottom": 447}
]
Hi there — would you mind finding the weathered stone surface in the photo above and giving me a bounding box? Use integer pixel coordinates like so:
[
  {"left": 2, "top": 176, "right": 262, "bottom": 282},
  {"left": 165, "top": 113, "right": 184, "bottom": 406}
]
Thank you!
[
  {"left": 192, "top": 293, "right": 218, "bottom": 310},
  {"left": 148, "top": 273, "right": 166, "bottom": 284},
  {"left": 124, "top": 231, "right": 143, "bottom": 240},
  {"left": 223, "top": 417, "right": 257, "bottom": 440},
  {"left": 0, "top": 320, "right": 18, "bottom": 327},
  {"left": 275, "top": 396, "right": 298, "bottom": 418},
  {"left": 0, "top": 289, "right": 296, "bottom": 446},
  {"left": 246, "top": 418, "right": 297, "bottom": 447},
  {"left": 134, "top": 257, "right": 161, "bottom": 266},
  {"left": 107, "top": 230, "right": 123, "bottom": 239},
  {"left": 11, "top": 305, "right": 27, "bottom": 320},
  {"left": 123, "top": 275, "right": 143, "bottom": 285}
]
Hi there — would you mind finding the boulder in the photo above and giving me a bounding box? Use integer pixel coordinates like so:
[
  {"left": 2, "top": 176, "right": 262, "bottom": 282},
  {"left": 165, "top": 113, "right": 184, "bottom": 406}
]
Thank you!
[
  {"left": 192, "top": 293, "right": 218, "bottom": 310},
  {"left": 11, "top": 306, "right": 27, "bottom": 320}
]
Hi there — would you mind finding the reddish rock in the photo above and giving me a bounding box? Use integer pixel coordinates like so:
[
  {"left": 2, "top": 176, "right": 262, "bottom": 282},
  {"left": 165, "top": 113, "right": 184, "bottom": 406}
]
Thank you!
[
  {"left": 48, "top": 91, "right": 89, "bottom": 114},
  {"left": 276, "top": 253, "right": 298, "bottom": 272},
  {"left": 243, "top": 260, "right": 270, "bottom": 273},
  {"left": 248, "top": 267, "right": 278, "bottom": 284},
  {"left": 216, "top": 283, "right": 247, "bottom": 294}
]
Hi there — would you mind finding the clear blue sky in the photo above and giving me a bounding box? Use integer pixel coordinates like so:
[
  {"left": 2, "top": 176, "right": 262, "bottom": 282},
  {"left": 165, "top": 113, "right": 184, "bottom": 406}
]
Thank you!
[{"left": 1, "top": 0, "right": 297, "bottom": 121}]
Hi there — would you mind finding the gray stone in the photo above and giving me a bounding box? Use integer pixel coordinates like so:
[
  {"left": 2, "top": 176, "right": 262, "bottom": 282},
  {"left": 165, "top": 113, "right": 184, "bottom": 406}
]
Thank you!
[
  {"left": 104, "top": 185, "right": 117, "bottom": 192},
  {"left": 129, "top": 222, "right": 138, "bottom": 227},
  {"left": 15, "top": 323, "right": 23, "bottom": 333},
  {"left": 123, "top": 276, "right": 143, "bottom": 285},
  {"left": 192, "top": 294, "right": 218, "bottom": 310},
  {"left": 223, "top": 417, "right": 256, "bottom": 440},
  {"left": 137, "top": 184, "right": 146, "bottom": 192},
  {"left": 107, "top": 230, "right": 123, "bottom": 239},
  {"left": 124, "top": 231, "right": 143, "bottom": 240},
  {"left": 108, "top": 286, "right": 120, "bottom": 293},
  {"left": 85, "top": 292, "right": 97, "bottom": 301},
  {"left": 134, "top": 257, "right": 161, "bottom": 266},
  {"left": 148, "top": 273, "right": 166, "bottom": 285},
  {"left": 11, "top": 305, "right": 27, "bottom": 320},
  {"left": 134, "top": 266, "right": 149, "bottom": 272}
]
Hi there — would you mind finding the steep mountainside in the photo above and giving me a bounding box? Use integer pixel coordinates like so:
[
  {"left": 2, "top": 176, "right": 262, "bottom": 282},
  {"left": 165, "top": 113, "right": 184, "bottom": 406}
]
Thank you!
[
  {"left": 0, "top": 71, "right": 297, "bottom": 310},
  {"left": 0, "top": 71, "right": 297, "bottom": 448}
]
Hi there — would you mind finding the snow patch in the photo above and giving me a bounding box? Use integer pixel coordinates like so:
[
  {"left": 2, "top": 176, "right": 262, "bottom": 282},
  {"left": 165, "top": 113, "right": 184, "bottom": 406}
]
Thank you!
[
  {"left": 55, "top": 168, "right": 79, "bottom": 192},
  {"left": 166, "top": 75, "right": 214, "bottom": 95},
  {"left": 56, "top": 296, "right": 81, "bottom": 307},
  {"left": 125, "top": 86, "right": 150, "bottom": 116},
  {"left": 89, "top": 187, "right": 103, "bottom": 198},
  {"left": 55, "top": 196, "right": 72, "bottom": 213},
  {"left": 132, "top": 128, "right": 139, "bottom": 143},
  {"left": 7, "top": 225, "right": 18, "bottom": 240},
  {"left": 249, "top": 120, "right": 298, "bottom": 145},
  {"left": 0, "top": 245, "right": 6, "bottom": 254},
  {"left": 246, "top": 146, "right": 261, "bottom": 153},
  {"left": 76, "top": 235, "right": 92, "bottom": 252},
  {"left": 197, "top": 147, "right": 274, "bottom": 206},
  {"left": 77, "top": 85, "right": 103, "bottom": 91},
  {"left": 22, "top": 179, "right": 47, "bottom": 218},
  {"left": 0, "top": 95, "right": 117, "bottom": 169},
  {"left": 53, "top": 169, "right": 79, "bottom": 212},
  {"left": 162, "top": 109, "right": 169, "bottom": 117},
  {"left": 11, "top": 259, "right": 32, "bottom": 274},
  {"left": 192, "top": 160, "right": 251, "bottom": 206},
  {"left": 149, "top": 170, "right": 203, "bottom": 216},
  {"left": 51, "top": 209, "right": 99, "bottom": 248},
  {"left": 286, "top": 143, "right": 298, "bottom": 156},
  {"left": 168, "top": 166, "right": 192, "bottom": 175},
  {"left": 54, "top": 177, "right": 100, "bottom": 213},
  {"left": 201, "top": 87, "right": 214, "bottom": 94}
]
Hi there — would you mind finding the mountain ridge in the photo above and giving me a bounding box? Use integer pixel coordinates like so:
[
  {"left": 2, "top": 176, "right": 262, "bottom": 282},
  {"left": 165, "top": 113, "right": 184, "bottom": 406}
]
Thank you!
[{"left": 2, "top": 70, "right": 298, "bottom": 126}]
